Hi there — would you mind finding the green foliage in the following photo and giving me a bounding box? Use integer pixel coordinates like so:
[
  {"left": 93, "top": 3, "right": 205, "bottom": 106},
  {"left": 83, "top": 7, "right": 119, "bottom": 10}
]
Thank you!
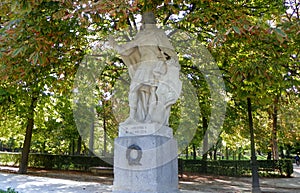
[
  {"left": 0, "top": 152, "right": 20, "bottom": 166},
  {"left": 0, "top": 152, "right": 292, "bottom": 177},
  {"left": 280, "top": 159, "right": 293, "bottom": 177},
  {"left": 1, "top": 1, "right": 87, "bottom": 84},
  {"left": 0, "top": 152, "right": 112, "bottom": 170},
  {"left": 32, "top": 95, "right": 79, "bottom": 154},
  {"left": 179, "top": 159, "right": 293, "bottom": 177},
  {"left": 0, "top": 188, "right": 18, "bottom": 193},
  {"left": 0, "top": 0, "right": 299, "bottom": 169},
  {"left": 0, "top": 0, "right": 90, "bottom": 172}
]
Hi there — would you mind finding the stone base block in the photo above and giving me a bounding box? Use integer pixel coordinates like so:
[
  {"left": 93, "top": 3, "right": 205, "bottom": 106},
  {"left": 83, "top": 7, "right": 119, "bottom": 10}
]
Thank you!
[{"left": 113, "top": 135, "right": 180, "bottom": 193}]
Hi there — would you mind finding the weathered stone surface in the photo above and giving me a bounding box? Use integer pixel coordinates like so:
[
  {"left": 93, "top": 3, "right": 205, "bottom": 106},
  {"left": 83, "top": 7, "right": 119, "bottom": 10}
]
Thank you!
[
  {"left": 109, "top": 11, "right": 181, "bottom": 127},
  {"left": 119, "top": 123, "right": 173, "bottom": 138},
  {"left": 113, "top": 135, "right": 180, "bottom": 193},
  {"left": 111, "top": 11, "right": 181, "bottom": 193}
]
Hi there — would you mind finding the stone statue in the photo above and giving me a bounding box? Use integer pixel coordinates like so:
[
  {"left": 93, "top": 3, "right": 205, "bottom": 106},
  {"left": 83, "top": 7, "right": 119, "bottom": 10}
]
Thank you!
[
  {"left": 109, "top": 12, "right": 181, "bottom": 127},
  {"left": 111, "top": 13, "right": 181, "bottom": 193}
]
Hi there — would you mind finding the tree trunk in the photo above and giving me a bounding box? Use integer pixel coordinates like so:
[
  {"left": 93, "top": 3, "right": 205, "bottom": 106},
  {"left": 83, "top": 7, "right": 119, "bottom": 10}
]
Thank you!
[
  {"left": 102, "top": 100, "right": 107, "bottom": 156},
  {"left": 238, "top": 152, "right": 242, "bottom": 160},
  {"left": 202, "top": 116, "right": 208, "bottom": 160},
  {"left": 238, "top": 147, "right": 242, "bottom": 160},
  {"left": 213, "top": 146, "right": 217, "bottom": 160},
  {"left": 192, "top": 144, "right": 196, "bottom": 160},
  {"left": 247, "top": 97, "right": 261, "bottom": 193},
  {"left": 89, "top": 108, "right": 95, "bottom": 156},
  {"left": 225, "top": 146, "right": 229, "bottom": 160},
  {"left": 286, "top": 146, "right": 291, "bottom": 158},
  {"left": 76, "top": 135, "right": 82, "bottom": 155},
  {"left": 42, "top": 141, "right": 46, "bottom": 154},
  {"left": 89, "top": 123, "right": 94, "bottom": 156},
  {"left": 185, "top": 147, "right": 188, "bottom": 160},
  {"left": 71, "top": 139, "right": 75, "bottom": 155},
  {"left": 202, "top": 116, "right": 208, "bottom": 173},
  {"left": 233, "top": 150, "right": 236, "bottom": 160},
  {"left": 209, "top": 151, "right": 213, "bottom": 160},
  {"left": 280, "top": 146, "right": 284, "bottom": 158},
  {"left": 18, "top": 96, "right": 37, "bottom": 174},
  {"left": 272, "top": 96, "right": 279, "bottom": 160},
  {"left": 103, "top": 114, "right": 107, "bottom": 156},
  {"left": 267, "top": 152, "right": 272, "bottom": 160}
]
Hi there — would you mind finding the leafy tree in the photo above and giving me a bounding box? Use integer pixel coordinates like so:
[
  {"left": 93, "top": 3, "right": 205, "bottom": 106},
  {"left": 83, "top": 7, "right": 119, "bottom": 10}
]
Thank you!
[
  {"left": 0, "top": 0, "right": 88, "bottom": 173},
  {"left": 1, "top": 1, "right": 299, "bottom": 183}
]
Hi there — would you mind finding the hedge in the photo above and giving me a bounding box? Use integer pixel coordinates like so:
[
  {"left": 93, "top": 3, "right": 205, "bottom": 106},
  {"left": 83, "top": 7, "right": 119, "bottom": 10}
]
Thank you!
[
  {"left": 0, "top": 152, "right": 112, "bottom": 170},
  {"left": 0, "top": 152, "right": 293, "bottom": 177},
  {"left": 178, "top": 159, "right": 293, "bottom": 177},
  {"left": 0, "top": 188, "right": 18, "bottom": 193}
]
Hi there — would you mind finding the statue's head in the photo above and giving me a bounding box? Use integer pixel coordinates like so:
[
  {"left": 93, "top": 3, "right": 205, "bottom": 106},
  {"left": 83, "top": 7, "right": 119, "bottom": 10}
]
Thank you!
[{"left": 141, "top": 12, "right": 156, "bottom": 30}]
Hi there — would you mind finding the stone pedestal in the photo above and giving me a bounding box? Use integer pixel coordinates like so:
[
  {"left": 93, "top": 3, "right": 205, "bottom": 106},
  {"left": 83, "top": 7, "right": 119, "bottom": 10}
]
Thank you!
[{"left": 112, "top": 134, "right": 180, "bottom": 193}]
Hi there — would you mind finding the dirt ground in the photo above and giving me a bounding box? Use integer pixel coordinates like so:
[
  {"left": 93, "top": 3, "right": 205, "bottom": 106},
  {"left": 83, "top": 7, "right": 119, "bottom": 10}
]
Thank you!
[{"left": 1, "top": 166, "right": 300, "bottom": 193}]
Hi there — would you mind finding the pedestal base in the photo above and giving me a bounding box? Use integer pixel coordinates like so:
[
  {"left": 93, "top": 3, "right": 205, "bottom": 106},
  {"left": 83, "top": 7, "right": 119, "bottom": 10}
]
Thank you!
[{"left": 113, "top": 135, "right": 180, "bottom": 193}]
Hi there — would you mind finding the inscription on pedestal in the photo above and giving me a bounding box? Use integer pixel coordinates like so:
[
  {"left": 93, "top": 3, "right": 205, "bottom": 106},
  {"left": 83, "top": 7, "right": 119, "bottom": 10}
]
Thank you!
[
  {"left": 119, "top": 123, "right": 173, "bottom": 138},
  {"left": 120, "top": 124, "right": 157, "bottom": 136}
]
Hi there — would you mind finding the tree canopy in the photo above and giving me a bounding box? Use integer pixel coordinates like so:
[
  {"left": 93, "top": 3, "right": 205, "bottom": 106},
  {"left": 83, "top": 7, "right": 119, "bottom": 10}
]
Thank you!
[{"left": 0, "top": 0, "right": 299, "bottom": 174}]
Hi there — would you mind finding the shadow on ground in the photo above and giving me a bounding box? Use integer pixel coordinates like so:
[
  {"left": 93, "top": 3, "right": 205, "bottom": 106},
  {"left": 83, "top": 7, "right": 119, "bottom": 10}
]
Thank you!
[{"left": 0, "top": 164, "right": 299, "bottom": 193}]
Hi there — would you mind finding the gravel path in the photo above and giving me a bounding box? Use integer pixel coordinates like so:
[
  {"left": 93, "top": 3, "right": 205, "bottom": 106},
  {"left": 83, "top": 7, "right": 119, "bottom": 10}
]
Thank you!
[{"left": 0, "top": 164, "right": 299, "bottom": 193}]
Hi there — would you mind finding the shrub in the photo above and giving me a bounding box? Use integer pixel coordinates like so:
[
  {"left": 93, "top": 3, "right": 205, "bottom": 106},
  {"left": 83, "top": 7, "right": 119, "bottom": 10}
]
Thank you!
[
  {"left": 0, "top": 152, "right": 20, "bottom": 166},
  {"left": 0, "top": 152, "right": 293, "bottom": 177},
  {"left": 0, "top": 152, "right": 112, "bottom": 170},
  {"left": 0, "top": 188, "right": 18, "bottom": 193},
  {"left": 179, "top": 159, "right": 293, "bottom": 177},
  {"left": 277, "top": 159, "right": 293, "bottom": 177}
]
